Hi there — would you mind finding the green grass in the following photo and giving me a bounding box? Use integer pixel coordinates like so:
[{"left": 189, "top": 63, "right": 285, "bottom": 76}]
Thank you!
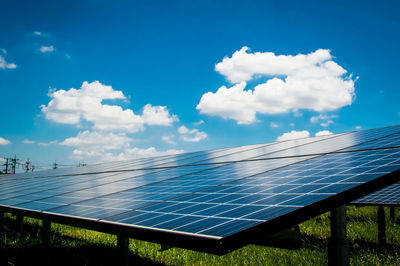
[{"left": 0, "top": 206, "right": 399, "bottom": 265}]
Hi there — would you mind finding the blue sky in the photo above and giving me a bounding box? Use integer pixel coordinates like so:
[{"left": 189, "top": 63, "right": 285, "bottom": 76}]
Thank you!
[{"left": 0, "top": 0, "right": 399, "bottom": 169}]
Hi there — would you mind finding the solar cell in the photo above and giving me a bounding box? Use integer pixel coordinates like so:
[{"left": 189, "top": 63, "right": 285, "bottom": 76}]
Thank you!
[{"left": 0, "top": 125, "right": 399, "bottom": 254}]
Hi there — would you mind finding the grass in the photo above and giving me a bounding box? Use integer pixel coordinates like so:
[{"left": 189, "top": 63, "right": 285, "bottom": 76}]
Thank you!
[{"left": 0, "top": 206, "right": 399, "bottom": 265}]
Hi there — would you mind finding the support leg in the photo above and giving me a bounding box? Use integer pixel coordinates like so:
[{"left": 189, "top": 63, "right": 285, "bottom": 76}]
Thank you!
[
  {"left": 390, "top": 206, "right": 395, "bottom": 222},
  {"left": 117, "top": 235, "right": 129, "bottom": 266},
  {"left": 41, "top": 220, "right": 51, "bottom": 245},
  {"left": 377, "top": 206, "right": 386, "bottom": 245},
  {"left": 16, "top": 215, "right": 23, "bottom": 234},
  {"left": 328, "top": 205, "right": 349, "bottom": 266}
]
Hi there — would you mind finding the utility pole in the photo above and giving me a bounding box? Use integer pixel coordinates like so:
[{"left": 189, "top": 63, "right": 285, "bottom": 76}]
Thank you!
[
  {"left": 11, "top": 156, "right": 19, "bottom": 174},
  {"left": 5, "top": 158, "right": 9, "bottom": 174},
  {"left": 24, "top": 159, "right": 31, "bottom": 173}
]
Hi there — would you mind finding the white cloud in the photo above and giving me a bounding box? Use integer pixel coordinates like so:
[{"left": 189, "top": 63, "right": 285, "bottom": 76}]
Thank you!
[
  {"left": 34, "top": 31, "right": 42, "bottom": 36},
  {"left": 320, "top": 121, "right": 334, "bottom": 127},
  {"left": 142, "top": 104, "right": 179, "bottom": 126},
  {"left": 276, "top": 130, "right": 310, "bottom": 141},
  {"left": 1, "top": 48, "right": 7, "bottom": 55},
  {"left": 38, "top": 140, "right": 58, "bottom": 146},
  {"left": 193, "top": 120, "right": 205, "bottom": 126},
  {"left": 178, "top": 125, "right": 189, "bottom": 134},
  {"left": 162, "top": 135, "right": 177, "bottom": 145},
  {"left": 40, "top": 45, "right": 55, "bottom": 53},
  {"left": 178, "top": 126, "right": 208, "bottom": 142},
  {"left": 197, "top": 47, "right": 356, "bottom": 124},
  {"left": 71, "top": 146, "right": 184, "bottom": 163},
  {"left": 181, "top": 131, "right": 207, "bottom": 142},
  {"left": 355, "top": 126, "right": 362, "bottom": 130},
  {"left": 310, "top": 114, "right": 335, "bottom": 123},
  {"left": 270, "top": 122, "right": 279, "bottom": 128},
  {"left": 0, "top": 55, "right": 16, "bottom": 69},
  {"left": 61, "top": 131, "right": 183, "bottom": 163},
  {"left": 23, "top": 139, "right": 35, "bottom": 144},
  {"left": 123, "top": 147, "right": 184, "bottom": 160},
  {"left": 197, "top": 82, "right": 259, "bottom": 124},
  {"left": 60, "top": 131, "right": 132, "bottom": 150},
  {"left": 315, "top": 130, "right": 333, "bottom": 137},
  {"left": 41, "top": 81, "right": 178, "bottom": 133},
  {"left": 293, "top": 111, "right": 303, "bottom": 117},
  {"left": 71, "top": 149, "right": 128, "bottom": 162},
  {"left": 277, "top": 129, "right": 334, "bottom": 141},
  {"left": 289, "top": 122, "right": 295, "bottom": 127},
  {"left": 310, "top": 114, "right": 337, "bottom": 127},
  {"left": 0, "top": 137, "right": 11, "bottom": 145}
]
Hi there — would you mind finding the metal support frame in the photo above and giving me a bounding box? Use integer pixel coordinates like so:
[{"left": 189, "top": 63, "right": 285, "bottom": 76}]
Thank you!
[
  {"left": 117, "top": 235, "right": 129, "bottom": 266},
  {"left": 16, "top": 215, "right": 24, "bottom": 234},
  {"left": 377, "top": 206, "right": 386, "bottom": 245},
  {"left": 390, "top": 206, "right": 395, "bottom": 222},
  {"left": 328, "top": 205, "right": 349, "bottom": 266},
  {"left": 41, "top": 219, "right": 52, "bottom": 245}
]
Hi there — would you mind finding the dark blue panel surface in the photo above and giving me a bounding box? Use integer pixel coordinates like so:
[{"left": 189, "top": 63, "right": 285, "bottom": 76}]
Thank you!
[
  {"left": 352, "top": 181, "right": 400, "bottom": 205},
  {"left": 0, "top": 125, "right": 399, "bottom": 245}
]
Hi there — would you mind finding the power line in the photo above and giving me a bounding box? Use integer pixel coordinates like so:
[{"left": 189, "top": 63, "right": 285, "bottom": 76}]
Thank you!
[{"left": 1, "top": 155, "right": 87, "bottom": 175}]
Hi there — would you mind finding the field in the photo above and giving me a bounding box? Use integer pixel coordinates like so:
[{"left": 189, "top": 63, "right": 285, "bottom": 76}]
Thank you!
[{"left": 0, "top": 206, "right": 399, "bottom": 265}]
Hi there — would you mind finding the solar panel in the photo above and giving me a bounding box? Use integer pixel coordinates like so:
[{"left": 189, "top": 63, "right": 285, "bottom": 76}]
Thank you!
[
  {"left": 352, "top": 182, "right": 400, "bottom": 206},
  {"left": 350, "top": 132, "right": 400, "bottom": 206},
  {"left": 0, "top": 125, "right": 399, "bottom": 254}
]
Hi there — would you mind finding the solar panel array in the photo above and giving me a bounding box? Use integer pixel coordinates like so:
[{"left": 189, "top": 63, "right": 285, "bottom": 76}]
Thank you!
[
  {"left": 352, "top": 181, "right": 400, "bottom": 206},
  {"left": 0, "top": 125, "right": 399, "bottom": 254}
]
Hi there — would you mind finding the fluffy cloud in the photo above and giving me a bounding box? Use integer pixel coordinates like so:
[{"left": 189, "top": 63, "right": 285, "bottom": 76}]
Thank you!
[
  {"left": 178, "top": 125, "right": 189, "bottom": 134},
  {"left": 41, "top": 81, "right": 181, "bottom": 163},
  {"left": 40, "top": 45, "right": 55, "bottom": 53},
  {"left": 23, "top": 139, "right": 35, "bottom": 144},
  {"left": 270, "top": 122, "right": 279, "bottom": 128},
  {"left": 0, "top": 137, "right": 11, "bottom": 145},
  {"left": 0, "top": 55, "right": 16, "bottom": 69},
  {"left": 60, "top": 131, "right": 132, "bottom": 150},
  {"left": 41, "top": 81, "right": 178, "bottom": 133},
  {"left": 162, "top": 135, "right": 177, "bottom": 145},
  {"left": 197, "top": 47, "right": 356, "bottom": 124},
  {"left": 71, "top": 146, "right": 184, "bottom": 163},
  {"left": 310, "top": 114, "right": 338, "bottom": 127},
  {"left": 34, "top": 31, "right": 42, "bottom": 36},
  {"left": 38, "top": 140, "right": 58, "bottom": 146},
  {"left": 193, "top": 120, "right": 205, "bottom": 126},
  {"left": 123, "top": 147, "right": 184, "bottom": 159},
  {"left": 277, "top": 129, "right": 335, "bottom": 141},
  {"left": 315, "top": 130, "right": 333, "bottom": 137},
  {"left": 276, "top": 130, "right": 310, "bottom": 141},
  {"left": 61, "top": 130, "right": 183, "bottom": 162},
  {"left": 142, "top": 104, "right": 179, "bottom": 126},
  {"left": 178, "top": 126, "right": 207, "bottom": 142}
]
